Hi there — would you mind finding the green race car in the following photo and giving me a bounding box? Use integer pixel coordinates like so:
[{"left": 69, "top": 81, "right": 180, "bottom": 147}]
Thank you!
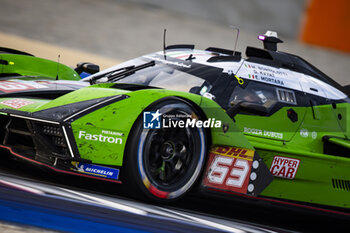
[
  {"left": 0, "top": 47, "right": 82, "bottom": 81},
  {"left": 0, "top": 32, "right": 349, "bottom": 210}
]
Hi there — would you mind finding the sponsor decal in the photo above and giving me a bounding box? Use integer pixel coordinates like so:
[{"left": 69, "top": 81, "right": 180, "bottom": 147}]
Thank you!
[
  {"left": 78, "top": 131, "right": 123, "bottom": 144},
  {"left": 0, "top": 81, "right": 47, "bottom": 93},
  {"left": 300, "top": 128, "right": 309, "bottom": 138},
  {"left": 211, "top": 146, "right": 254, "bottom": 161},
  {"left": 73, "top": 162, "right": 119, "bottom": 179},
  {"left": 101, "top": 130, "right": 124, "bottom": 136},
  {"left": 143, "top": 110, "right": 222, "bottom": 129},
  {"left": 299, "top": 128, "right": 317, "bottom": 139},
  {"left": 311, "top": 131, "right": 317, "bottom": 139},
  {"left": 0, "top": 99, "right": 35, "bottom": 109},
  {"left": 244, "top": 127, "right": 283, "bottom": 139},
  {"left": 270, "top": 156, "right": 300, "bottom": 179},
  {"left": 203, "top": 146, "right": 253, "bottom": 194}
]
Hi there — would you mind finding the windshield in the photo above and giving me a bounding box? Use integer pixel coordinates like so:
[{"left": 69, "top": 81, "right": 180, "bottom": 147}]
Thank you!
[
  {"left": 119, "top": 66, "right": 205, "bottom": 92},
  {"left": 84, "top": 57, "right": 206, "bottom": 93}
]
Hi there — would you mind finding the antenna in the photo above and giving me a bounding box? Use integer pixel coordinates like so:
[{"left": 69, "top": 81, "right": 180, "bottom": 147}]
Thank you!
[
  {"left": 55, "top": 54, "right": 60, "bottom": 80},
  {"left": 230, "top": 26, "right": 240, "bottom": 56},
  {"left": 163, "top": 29, "right": 167, "bottom": 59}
]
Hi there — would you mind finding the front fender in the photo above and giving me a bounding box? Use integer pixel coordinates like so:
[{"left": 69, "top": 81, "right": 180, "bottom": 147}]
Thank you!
[{"left": 70, "top": 88, "right": 254, "bottom": 166}]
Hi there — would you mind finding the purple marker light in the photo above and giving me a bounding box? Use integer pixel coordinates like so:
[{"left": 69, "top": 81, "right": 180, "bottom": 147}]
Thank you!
[{"left": 258, "top": 35, "right": 266, "bottom": 41}]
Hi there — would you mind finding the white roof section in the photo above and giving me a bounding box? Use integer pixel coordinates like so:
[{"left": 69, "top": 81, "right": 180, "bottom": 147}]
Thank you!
[
  {"left": 160, "top": 49, "right": 347, "bottom": 100},
  {"left": 92, "top": 48, "right": 347, "bottom": 101}
]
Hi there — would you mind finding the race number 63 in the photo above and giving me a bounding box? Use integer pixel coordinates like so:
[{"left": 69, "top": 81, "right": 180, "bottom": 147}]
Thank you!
[
  {"left": 204, "top": 155, "right": 252, "bottom": 193},
  {"left": 208, "top": 156, "right": 249, "bottom": 187}
]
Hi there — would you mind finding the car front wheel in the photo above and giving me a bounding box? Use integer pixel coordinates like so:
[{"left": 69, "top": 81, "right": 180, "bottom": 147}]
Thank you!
[{"left": 123, "top": 98, "right": 207, "bottom": 202}]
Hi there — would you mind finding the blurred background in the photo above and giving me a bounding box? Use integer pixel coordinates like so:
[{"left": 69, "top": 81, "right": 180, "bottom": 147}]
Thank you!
[{"left": 0, "top": 0, "right": 349, "bottom": 83}]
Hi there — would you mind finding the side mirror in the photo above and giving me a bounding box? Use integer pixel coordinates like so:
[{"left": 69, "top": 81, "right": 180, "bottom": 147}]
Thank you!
[
  {"left": 226, "top": 101, "right": 268, "bottom": 119},
  {"left": 75, "top": 62, "right": 100, "bottom": 75}
]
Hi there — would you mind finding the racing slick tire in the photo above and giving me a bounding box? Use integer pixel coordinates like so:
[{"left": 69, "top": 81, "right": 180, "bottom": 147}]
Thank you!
[{"left": 122, "top": 98, "right": 207, "bottom": 202}]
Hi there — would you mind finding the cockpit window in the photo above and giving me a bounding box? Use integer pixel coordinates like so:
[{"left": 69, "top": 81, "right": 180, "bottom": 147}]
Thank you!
[
  {"left": 147, "top": 69, "right": 205, "bottom": 92},
  {"left": 229, "top": 82, "right": 278, "bottom": 110}
]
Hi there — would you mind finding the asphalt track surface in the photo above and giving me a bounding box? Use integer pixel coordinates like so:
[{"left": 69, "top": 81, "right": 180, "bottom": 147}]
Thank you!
[
  {"left": 0, "top": 153, "right": 281, "bottom": 233},
  {"left": 0, "top": 151, "right": 349, "bottom": 232}
]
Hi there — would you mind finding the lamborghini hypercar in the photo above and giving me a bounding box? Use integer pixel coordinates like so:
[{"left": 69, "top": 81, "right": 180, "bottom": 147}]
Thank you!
[{"left": 0, "top": 31, "right": 349, "bottom": 210}]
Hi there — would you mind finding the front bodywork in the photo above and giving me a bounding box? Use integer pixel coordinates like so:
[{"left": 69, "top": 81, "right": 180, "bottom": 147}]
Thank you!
[{"left": 0, "top": 80, "right": 272, "bottom": 197}]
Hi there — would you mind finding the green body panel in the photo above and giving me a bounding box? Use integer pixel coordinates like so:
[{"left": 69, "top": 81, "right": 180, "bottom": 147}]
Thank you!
[
  {"left": 235, "top": 106, "right": 307, "bottom": 141},
  {"left": 35, "top": 84, "right": 130, "bottom": 111},
  {"left": 0, "top": 85, "right": 128, "bottom": 112},
  {"left": 328, "top": 137, "right": 350, "bottom": 149},
  {"left": 332, "top": 102, "right": 350, "bottom": 139},
  {"left": 69, "top": 87, "right": 253, "bottom": 165},
  {"left": 198, "top": 97, "right": 254, "bottom": 150},
  {"left": 235, "top": 102, "right": 350, "bottom": 208},
  {"left": 0, "top": 54, "right": 80, "bottom": 80},
  {"left": 254, "top": 140, "right": 350, "bottom": 208}
]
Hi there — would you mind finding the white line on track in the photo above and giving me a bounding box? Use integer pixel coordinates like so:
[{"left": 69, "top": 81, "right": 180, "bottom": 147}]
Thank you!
[
  {"left": 0, "top": 179, "right": 44, "bottom": 195},
  {"left": 160, "top": 207, "right": 247, "bottom": 233},
  {"left": 59, "top": 188, "right": 148, "bottom": 216}
]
